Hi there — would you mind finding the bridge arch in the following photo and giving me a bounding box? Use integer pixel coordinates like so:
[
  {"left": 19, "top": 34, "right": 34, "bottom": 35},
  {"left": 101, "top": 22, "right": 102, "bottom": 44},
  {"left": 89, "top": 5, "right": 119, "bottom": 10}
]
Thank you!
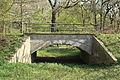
[
  {"left": 30, "top": 34, "right": 92, "bottom": 54},
  {"left": 29, "top": 33, "right": 117, "bottom": 64},
  {"left": 31, "top": 39, "right": 91, "bottom": 54},
  {"left": 30, "top": 34, "right": 93, "bottom": 63},
  {"left": 32, "top": 44, "right": 84, "bottom": 63},
  {"left": 9, "top": 33, "right": 117, "bottom": 64}
]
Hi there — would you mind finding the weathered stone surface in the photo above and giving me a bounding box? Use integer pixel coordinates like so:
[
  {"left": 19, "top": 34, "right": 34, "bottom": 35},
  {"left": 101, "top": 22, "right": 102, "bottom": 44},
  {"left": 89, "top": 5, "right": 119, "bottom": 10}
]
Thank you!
[
  {"left": 79, "top": 36, "right": 117, "bottom": 64},
  {"left": 90, "top": 36, "right": 117, "bottom": 64},
  {"left": 9, "top": 37, "right": 31, "bottom": 63},
  {"left": 30, "top": 34, "right": 93, "bottom": 54}
]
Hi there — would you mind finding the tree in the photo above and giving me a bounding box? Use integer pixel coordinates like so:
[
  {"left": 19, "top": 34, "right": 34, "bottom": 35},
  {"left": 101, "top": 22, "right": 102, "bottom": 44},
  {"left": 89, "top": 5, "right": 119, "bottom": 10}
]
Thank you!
[
  {"left": 0, "top": 0, "right": 14, "bottom": 33},
  {"left": 98, "top": 0, "right": 120, "bottom": 29},
  {"left": 102, "top": 0, "right": 120, "bottom": 28},
  {"left": 47, "top": 0, "right": 81, "bottom": 32},
  {"left": 10, "top": 0, "right": 48, "bottom": 33},
  {"left": 90, "top": 0, "right": 100, "bottom": 29}
]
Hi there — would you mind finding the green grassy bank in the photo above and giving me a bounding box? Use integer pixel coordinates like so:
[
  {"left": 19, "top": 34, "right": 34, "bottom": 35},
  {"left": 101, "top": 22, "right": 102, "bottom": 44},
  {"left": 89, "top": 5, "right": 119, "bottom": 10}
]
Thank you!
[{"left": 0, "top": 34, "right": 23, "bottom": 65}]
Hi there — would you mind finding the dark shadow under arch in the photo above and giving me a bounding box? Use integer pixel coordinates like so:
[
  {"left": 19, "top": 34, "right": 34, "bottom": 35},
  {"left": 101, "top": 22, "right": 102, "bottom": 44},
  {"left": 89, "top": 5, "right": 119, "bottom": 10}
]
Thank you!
[{"left": 31, "top": 44, "right": 87, "bottom": 64}]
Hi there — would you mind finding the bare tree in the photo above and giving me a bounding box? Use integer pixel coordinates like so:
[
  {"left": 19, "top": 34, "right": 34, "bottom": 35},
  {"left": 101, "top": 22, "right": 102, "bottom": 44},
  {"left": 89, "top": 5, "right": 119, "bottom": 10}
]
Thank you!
[
  {"left": 89, "top": 0, "right": 99, "bottom": 29},
  {"left": 98, "top": 0, "right": 120, "bottom": 30},
  {"left": 48, "top": 0, "right": 81, "bottom": 32},
  {"left": 102, "top": 0, "right": 120, "bottom": 28},
  {"left": 0, "top": 0, "right": 14, "bottom": 34}
]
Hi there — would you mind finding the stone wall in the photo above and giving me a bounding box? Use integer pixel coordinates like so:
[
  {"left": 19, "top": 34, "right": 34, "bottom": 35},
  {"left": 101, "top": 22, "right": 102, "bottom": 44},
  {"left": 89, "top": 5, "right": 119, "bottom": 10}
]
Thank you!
[{"left": 9, "top": 37, "right": 31, "bottom": 63}]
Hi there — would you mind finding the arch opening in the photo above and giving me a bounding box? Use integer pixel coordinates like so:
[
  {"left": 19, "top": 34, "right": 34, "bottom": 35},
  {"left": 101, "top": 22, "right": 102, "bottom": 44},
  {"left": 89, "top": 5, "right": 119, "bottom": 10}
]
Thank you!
[{"left": 31, "top": 44, "right": 86, "bottom": 64}]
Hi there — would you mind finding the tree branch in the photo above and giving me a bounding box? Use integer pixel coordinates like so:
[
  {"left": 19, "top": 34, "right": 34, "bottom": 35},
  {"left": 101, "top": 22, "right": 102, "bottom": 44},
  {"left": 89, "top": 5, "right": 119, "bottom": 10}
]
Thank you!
[
  {"left": 4, "top": 0, "right": 15, "bottom": 13},
  {"left": 63, "top": 1, "right": 80, "bottom": 9},
  {"left": 53, "top": 0, "right": 57, "bottom": 7},
  {"left": 48, "top": 0, "right": 53, "bottom": 8},
  {"left": 66, "top": 0, "right": 70, "bottom": 7}
]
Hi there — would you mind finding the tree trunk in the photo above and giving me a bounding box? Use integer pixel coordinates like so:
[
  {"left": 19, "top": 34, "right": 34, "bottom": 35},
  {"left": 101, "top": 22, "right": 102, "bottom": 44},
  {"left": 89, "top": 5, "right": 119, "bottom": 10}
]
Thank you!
[
  {"left": 41, "top": 8, "right": 44, "bottom": 14},
  {"left": 92, "top": 1, "right": 97, "bottom": 29},
  {"left": 20, "top": 22, "right": 23, "bottom": 33},
  {"left": 51, "top": 11, "right": 56, "bottom": 32},
  {"left": 94, "top": 12, "right": 97, "bottom": 29},
  {"left": 109, "top": 16, "right": 114, "bottom": 24},
  {"left": 2, "top": 20, "right": 5, "bottom": 34},
  {"left": 118, "top": 7, "right": 120, "bottom": 17},
  {"left": 20, "top": 0, "right": 23, "bottom": 33},
  {"left": 81, "top": 9, "right": 85, "bottom": 26},
  {"left": 118, "top": 7, "right": 120, "bottom": 30},
  {"left": 100, "top": 0, "right": 103, "bottom": 30},
  {"left": 100, "top": 11, "right": 103, "bottom": 30},
  {"left": 103, "top": 12, "right": 108, "bottom": 29}
]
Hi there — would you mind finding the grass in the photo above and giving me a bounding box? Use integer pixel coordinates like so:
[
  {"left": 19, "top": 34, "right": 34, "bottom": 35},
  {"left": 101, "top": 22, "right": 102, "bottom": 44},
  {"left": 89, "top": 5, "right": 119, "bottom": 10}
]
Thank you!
[
  {"left": 0, "top": 34, "right": 120, "bottom": 80},
  {"left": 0, "top": 63, "right": 120, "bottom": 80},
  {"left": 97, "top": 34, "right": 120, "bottom": 58},
  {"left": 37, "top": 45, "right": 80, "bottom": 57}
]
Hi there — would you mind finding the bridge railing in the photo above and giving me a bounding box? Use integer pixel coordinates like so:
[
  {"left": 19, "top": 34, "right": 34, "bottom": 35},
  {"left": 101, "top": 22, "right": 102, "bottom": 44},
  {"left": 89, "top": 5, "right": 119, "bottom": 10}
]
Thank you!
[{"left": 23, "top": 23, "right": 98, "bottom": 33}]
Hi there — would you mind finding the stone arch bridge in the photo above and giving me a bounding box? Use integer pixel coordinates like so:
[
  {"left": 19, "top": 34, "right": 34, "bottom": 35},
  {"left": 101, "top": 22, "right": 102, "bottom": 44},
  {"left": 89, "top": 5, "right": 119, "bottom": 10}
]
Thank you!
[{"left": 9, "top": 33, "right": 117, "bottom": 64}]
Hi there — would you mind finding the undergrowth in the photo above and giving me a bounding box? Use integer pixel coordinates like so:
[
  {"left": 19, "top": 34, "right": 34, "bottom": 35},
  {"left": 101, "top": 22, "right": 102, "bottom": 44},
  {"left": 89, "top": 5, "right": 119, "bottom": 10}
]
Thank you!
[{"left": 0, "top": 35, "right": 23, "bottom": 65}]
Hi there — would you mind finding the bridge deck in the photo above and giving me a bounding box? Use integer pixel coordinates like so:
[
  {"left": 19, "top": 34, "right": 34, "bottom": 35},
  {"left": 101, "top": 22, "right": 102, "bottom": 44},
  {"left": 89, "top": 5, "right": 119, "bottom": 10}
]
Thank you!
[{"left": 24, "top": 33, "right": 95, "bottom": 35}]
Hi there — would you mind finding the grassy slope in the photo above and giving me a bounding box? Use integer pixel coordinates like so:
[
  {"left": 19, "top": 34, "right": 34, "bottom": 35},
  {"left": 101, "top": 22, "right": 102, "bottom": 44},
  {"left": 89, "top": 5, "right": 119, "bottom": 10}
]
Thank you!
[
  {"left": 97, "top": 34, "right": 120, "bottom": 57},
  {"left": 0, "top": 35, "right": 23, "bottom": 65},
  {"left": 0, "top": 34, "right": 120, "bottom": 80}
]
